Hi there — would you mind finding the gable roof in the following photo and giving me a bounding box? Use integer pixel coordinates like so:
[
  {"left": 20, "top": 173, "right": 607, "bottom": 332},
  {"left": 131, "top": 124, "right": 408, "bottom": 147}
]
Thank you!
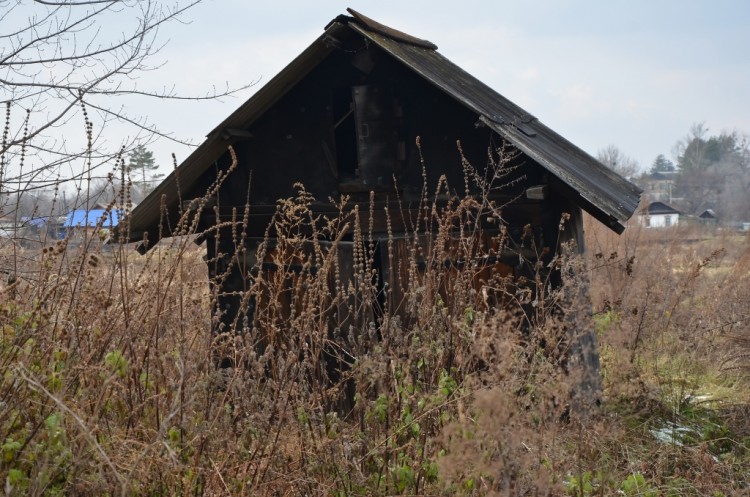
[
  {"left": 698, "top": 209, "right": 716, "bottom": 219},
  {"left": 643, "top": 201, "right": 680, "bottom": 216},
  {"left": 123, "top": 8, "right": 641, "bottom": 243}
]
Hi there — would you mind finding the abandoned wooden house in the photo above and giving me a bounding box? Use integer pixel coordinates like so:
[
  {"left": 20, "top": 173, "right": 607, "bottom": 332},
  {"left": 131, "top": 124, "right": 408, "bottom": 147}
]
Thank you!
[{"left": 122, "top": 9, "right": 642, "bottom": 375}]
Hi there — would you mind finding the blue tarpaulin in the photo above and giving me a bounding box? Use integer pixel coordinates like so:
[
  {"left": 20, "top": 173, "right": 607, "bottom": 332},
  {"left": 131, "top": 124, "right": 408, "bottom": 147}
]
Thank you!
[
  {"left": 20, "top": 216, "right": 50, "bottom": 228},
  {"left": 64, "top": 209, "right": 119, "bottom": 228}
]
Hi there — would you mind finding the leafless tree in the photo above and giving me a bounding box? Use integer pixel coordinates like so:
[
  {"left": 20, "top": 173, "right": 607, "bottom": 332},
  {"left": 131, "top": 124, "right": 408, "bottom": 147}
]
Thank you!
[
  {"left": 0, "top": 0, "right": 251, "bottom": 203},
  {"left": 596, "top": 144, "right": 640, "bottom": 179}
]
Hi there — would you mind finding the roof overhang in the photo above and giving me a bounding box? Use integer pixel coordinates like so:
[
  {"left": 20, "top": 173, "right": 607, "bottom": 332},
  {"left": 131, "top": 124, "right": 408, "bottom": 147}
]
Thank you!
[{"left": 121, "top": 9, "right": 642, "bottom": 247}]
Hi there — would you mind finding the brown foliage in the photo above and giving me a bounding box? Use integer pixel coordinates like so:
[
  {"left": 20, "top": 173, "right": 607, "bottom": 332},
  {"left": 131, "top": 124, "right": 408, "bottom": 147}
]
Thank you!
[{"left": 0, "top": 161, "right": 748, "bottom": 495}]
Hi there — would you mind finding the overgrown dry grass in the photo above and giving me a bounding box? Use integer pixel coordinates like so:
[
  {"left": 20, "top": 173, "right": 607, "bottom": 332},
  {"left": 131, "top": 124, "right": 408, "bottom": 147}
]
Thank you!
[
  {"left": 1, "top": 173, "right": 749, "bottom": 496},
  {"left": 584, "top": 220, "right": 750, "bottom": 496}
]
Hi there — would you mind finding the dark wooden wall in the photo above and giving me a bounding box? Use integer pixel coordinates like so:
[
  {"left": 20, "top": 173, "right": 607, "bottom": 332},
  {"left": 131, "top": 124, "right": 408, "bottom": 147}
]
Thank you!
[{"left": 187, "top": 36, "right": 588, "bottom": 352}]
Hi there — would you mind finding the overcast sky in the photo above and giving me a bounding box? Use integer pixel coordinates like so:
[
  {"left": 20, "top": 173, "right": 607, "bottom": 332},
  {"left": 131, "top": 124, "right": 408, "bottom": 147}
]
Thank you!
[{"left": 112, "top": 0, "right": 750, "bottom": 174}]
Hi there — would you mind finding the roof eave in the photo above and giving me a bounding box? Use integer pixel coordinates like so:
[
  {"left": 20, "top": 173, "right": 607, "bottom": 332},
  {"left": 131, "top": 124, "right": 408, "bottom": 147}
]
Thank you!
[
  {"left": 120, "top": 24, "right": 342, "bottom": 243},
  {"left": 122, "top": 12, "right": 643, "bottom": 246},
  {"left": 348, "top": 22, "right": 642, "bottom": 229}
]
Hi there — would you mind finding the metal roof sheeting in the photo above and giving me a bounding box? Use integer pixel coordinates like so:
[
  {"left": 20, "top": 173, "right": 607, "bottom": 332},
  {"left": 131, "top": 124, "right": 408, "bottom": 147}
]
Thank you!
[
  {"left": 65, "top": 209, "right": 119, "bottom": 228},
  {"left": 123, "top": 10, "right": 641, "bottom": 242}
]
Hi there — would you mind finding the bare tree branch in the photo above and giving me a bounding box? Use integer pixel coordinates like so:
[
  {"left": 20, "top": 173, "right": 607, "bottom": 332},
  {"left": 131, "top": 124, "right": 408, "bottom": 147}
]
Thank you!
[{"left": 0, "top": 0, "right": 255, "bottom": 198}]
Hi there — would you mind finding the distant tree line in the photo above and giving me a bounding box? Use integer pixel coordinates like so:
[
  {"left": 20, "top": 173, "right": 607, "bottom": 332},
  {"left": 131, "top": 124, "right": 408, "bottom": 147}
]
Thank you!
[
  {"left": 671, "top": 124, "right": 749, "bottom": 220},
  {"left": 599, "top": 123, "right": 750, "bottom": 223}
]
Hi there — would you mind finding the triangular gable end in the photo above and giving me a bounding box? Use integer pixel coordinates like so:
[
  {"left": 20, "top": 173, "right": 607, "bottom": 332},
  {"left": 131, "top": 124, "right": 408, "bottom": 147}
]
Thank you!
[{"left": 122, "top": 9, "right": 641, "bottom": 246}]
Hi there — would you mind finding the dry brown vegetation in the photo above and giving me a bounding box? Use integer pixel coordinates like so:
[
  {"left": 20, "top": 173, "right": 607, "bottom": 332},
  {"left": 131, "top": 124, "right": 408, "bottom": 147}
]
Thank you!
[{"left": 0, "top": 176, "right": 749, "bottom": 496}]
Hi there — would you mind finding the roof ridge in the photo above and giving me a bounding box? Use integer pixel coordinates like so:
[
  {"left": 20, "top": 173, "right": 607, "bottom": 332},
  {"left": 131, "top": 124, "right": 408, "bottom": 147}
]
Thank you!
[{"left": 345, "top": 8, "right": 438, "bottom": 50}]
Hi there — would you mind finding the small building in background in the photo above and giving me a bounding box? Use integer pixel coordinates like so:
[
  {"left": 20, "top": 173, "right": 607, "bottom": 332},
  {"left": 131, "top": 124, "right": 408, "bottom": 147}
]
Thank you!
[
  {"left": 639, "top": 171, "right": 677, "bottom": 204},
  {"left": 17, "top": 216, "right": 55, "bottom": 244},
  {"left": 61, "top": 208, "right": 119, "bottom": 239},
  {"left": 639, "top": 201, "right": 680, "bottom": 228},
  {"left": 697, "top": 209, "right": 718, "bottom": 226}
]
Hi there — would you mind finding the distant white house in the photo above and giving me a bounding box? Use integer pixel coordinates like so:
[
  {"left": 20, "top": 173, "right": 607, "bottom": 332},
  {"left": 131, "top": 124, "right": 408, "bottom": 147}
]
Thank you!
[{"left": 639, "top": 201, "right": 680, "bottom": 228}]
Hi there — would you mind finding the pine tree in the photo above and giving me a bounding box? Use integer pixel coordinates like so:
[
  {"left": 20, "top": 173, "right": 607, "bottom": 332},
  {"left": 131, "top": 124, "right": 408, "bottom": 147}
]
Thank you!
[
  {"left": 127, "top": 145, "right": 163, "bottom": 193},
  {"left": 650, "top": 154, "right": 675, "bottom": 173}
]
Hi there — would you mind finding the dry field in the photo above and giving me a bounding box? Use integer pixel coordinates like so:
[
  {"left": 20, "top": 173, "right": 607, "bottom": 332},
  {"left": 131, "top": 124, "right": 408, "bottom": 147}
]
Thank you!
[{"left": 0, "top": 204, "right": 748, "bottom": 496}]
